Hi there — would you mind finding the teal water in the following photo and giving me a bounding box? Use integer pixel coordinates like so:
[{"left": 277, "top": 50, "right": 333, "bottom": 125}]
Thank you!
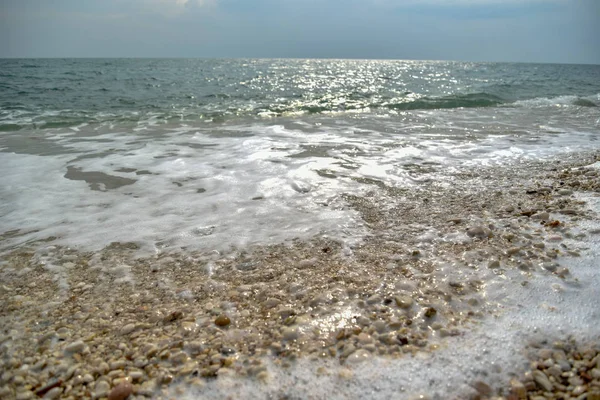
[{"left": 1, "top": 59, "right": 599, "bottom": 129}]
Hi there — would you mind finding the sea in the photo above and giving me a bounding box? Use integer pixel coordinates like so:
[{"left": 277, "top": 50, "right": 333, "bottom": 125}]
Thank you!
[
  {"left": 1, "top": 59, "right": 600, "bottom": 399},
  {"left": 1, "top": 58, "right": 599, "bottom": 254}
]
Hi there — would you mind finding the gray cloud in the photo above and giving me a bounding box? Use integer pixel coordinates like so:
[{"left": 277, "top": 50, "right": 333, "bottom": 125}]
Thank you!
[{"left": 0, "top": 0, "right": 598, "bottom": 63}]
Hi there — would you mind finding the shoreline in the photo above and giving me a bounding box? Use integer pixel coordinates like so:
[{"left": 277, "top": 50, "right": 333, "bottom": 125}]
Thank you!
[{"left": 2, "top": 151, "right": 600, "bottom": 399}]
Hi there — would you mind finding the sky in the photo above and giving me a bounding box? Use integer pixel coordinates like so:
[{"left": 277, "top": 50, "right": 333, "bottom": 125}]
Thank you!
[{"left": 0, "top": 0, "right": 599, "bottom": 63}]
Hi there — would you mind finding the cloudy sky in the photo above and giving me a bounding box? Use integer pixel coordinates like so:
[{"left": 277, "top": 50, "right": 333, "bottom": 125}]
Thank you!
[{"left": 1, "top": 0, "right": 598, "bottom": 63}]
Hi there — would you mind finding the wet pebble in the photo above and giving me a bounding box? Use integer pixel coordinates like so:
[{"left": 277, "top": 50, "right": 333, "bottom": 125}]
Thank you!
[
  {"left": 345, "top": 349, "right": 371, "bottom": 364},
  {"left": 394, "top": 295, "right": 413, "bottom": 309},
  {"left": 467, "top": 226, "right": 492, "bottom": 239},
  {"left": 282, "top": 327, "right": 299, "bottom": 341},
  {"left": 107, "top": 381, "right": 133, "bottom": 400},
  {"left": 533, "top": 370, "right": 553, "bottom": 391},
  {"left": 214, "top": 315, "right": 231, "bottom": 327}
]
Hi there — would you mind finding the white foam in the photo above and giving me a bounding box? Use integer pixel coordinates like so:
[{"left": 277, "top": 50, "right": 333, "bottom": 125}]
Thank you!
[
  {"left": 1, "top": 117, "right": 599, "bottom": 259},
  {"left": 512, "top": 93, "right": 599, "bottom": 108}
]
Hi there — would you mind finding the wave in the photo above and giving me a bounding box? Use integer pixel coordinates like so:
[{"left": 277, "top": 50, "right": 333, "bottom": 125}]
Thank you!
[
  {"left": 512, "top": 95, "right": 598, "bottom": 108},
  {"left": 384, "top": 93, "right": 505, "bottom": 111},
  {"left": 1, "top": 92, "right": 597, "bottom": 131}
]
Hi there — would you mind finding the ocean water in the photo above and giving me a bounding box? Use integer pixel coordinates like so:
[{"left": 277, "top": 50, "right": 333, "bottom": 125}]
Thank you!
[
  {"left": 1, "top": 58, "right": 599, "bottom": 254},
  {"left": 2, "top": 59, "right": 600, "bottom": 399}
]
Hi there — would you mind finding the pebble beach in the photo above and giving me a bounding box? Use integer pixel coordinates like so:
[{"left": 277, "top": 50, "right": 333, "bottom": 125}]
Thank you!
[{"left": 2, "top": 150, "right": 600, "bottom": 400}]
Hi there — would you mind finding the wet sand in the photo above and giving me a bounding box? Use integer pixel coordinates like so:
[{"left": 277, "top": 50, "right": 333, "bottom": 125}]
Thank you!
[{"left": 2, "top": 151, "right": 600, "bottom": 400}]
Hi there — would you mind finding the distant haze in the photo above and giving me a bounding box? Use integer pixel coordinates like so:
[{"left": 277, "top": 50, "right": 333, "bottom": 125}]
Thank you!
[{"left": 1, "top": 0, "right": 599, "bottom": 64}]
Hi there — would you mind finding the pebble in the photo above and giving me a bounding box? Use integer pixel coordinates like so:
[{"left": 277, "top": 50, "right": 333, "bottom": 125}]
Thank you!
[
  {"left": 394, "top": 295, "right": 413, "bottom": 309},
  {"left": 424, "top": 308, "right": 437, "bottom": 318},
  {"left": 170, "top": 352, "right": 189, "bottom": 365},
  {"left": 506, "top": 247, "right": 521, "bottom": 256},
  {"left": 473, "top": 381, "right": 492, "bottom": 396},
  {"left": 358, "top": 333, "right": 373, "bottom": 344},
  {"left": 214, "top": 315, "right": 231, "bottom": 327},
  {"left": 373, "top": 320, "right": 387, "bottom": 333},
  {"left": 129, "top": 371, "right": 144, "bottom": 382},
  {"left": 533, "top": 211, "right": 550, "bottom": 220},
  {"left": 107, "top": 382, "right": 133, "bottom": 400},
  {"left": 264, "top": 298, "right": 280, "bottom": 308},
  {"left": 466, "top": 226, "right": 492, "bottom": 239},
  {"left": 16, "top": 391, "right": 34, "bottom": 400},
  {"left": 345, "top": 349, "right": 371, "bottom": 364},
  {"left": 137, "top": 380, "right": 157, "bottom": 396},
  {"left": 533, "top": 370, "right": 554, "bottom": 391},
  {"left": 119, "top": 324, "right": 136, "bottom": 335},
  {"left": 110, "top": 360, "right": 126, "bottom": 370},
  {"left": 43, "top": 387, "right": 62, "bottom": 399},
  {"left": 510, "top": 378, "right": 527, "bottom": 398},
  {"left": 64, "top": 340, "right": 85, "bottom": 354},
  {"left": 282, "top": 327, "right": 299, "bottom": 341},
  {"left": 94, "top": 380, "right": 111, "bottom": 397}
]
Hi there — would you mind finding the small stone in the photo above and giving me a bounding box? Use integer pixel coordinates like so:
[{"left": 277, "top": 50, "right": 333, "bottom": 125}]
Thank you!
[
  {"left": 297, "top": 259, "right": 316, "bottom": 269},
  {"left": 345, "top": 349, "right": 371, "bottom": 364},
  {"left": 546, "top": 365, "right": 561, "bottom": 378},
  {"left": 532, "top": 212, "right": 550, "bottom": 221},
  {"left": 338, "top": 369, "right": 353, "bottom": 379},
  {"left": 43, "top": 387, "right": 62, "bottom": 399},
  {"left": 264, "top": 298, "right": 280, "bottom": 308},
  {"left": 424, "top": 307, "right": 437, "bottom": 318},
  {"left": 170, "top": 352, "right": 189, "bottom": 365},
  {"left": 137, "top": 380, "right": 157, "bottom": 396},
  {"left": 373, "top": 320, "right": 387, "bottom": 333},
  {"left": 256, "top": 371, "right": 269, "bottom": 382},
  {"left": 532, "top": 370, "right": 553, "bottom": 391},
  {"left": 94, "top": 381, "right": 111, "bottom": 397},
  {"left": 473, "top": 381, "right": 492, "bottom": 396},
  {"left": 144, "top": 345, "right": 158, "bottom": 358},
  {"left": 467, "top": 226, "right": 492, "bottom": 239},
  {"left": 128, "top": 371, "right": 144, "bottom": 382},
  {"left": 214, "top": 315, "right": 231, "bottom": 327},
  {"left": 541, "top": 262, "right": 558, "bottom": 272},
  {"left": 394, "top": 295, "right": 413, "bottom": 309},
  {"left": 366, "top": 294, "right": 382, "bottom": 305},
  {"left": 107, "top": 382, "right": 133, "bottom": 400},
  {"left": 357, "top": 333, "right": 373, "bottom": 344},
  {"left": 506, "top": 247, "right": 521, "bottom": 256},
  {"left": 16, "top": 391, "right": 34, "bottom": 400},
  {"left": 163, "top": 310, "right": 184, "bottom": 323},
  {"left": 64, "top": 340, "right": 85, "bottom": 354},
  {"left": 510, "top": 379, "right": 527, "bottom": 399},
  {"left": 558, "top": 189, "right": 573, "bottom": 195},
  {"left": 488, "top": 260, "right": 500, "bottom": 269},
  {"left": 119, "top": 324, "right": 136, "bottom": 335},
  {"left": 109, "top": 360, "right": 127, "bottom": 370},
  {"left": 281, "top": 327, "right": 299, "bottom": 341}
]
